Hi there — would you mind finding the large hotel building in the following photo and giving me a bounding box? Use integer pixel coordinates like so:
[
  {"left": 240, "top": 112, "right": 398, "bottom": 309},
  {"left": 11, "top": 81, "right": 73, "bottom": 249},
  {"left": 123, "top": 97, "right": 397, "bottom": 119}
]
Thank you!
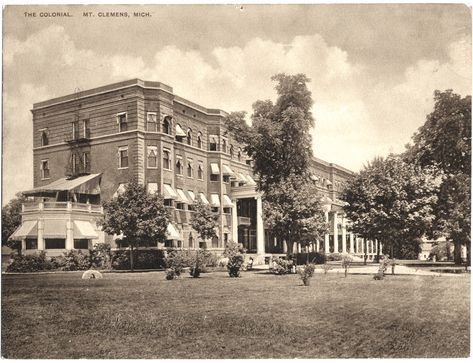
[{"left": 11, "top": 79, "right": 381, "bottom": 262}]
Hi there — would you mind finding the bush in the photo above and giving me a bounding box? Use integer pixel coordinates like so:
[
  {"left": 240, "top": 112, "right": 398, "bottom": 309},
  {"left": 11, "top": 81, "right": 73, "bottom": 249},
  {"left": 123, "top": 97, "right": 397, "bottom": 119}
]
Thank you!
[
  {"left": 223, "top": 241, "right": 245, "bottom": 277},
  {"left": 341, "top": 254, "right": 353, "bottom": 277},
  {"left": 165, "top": 268, "right": 179, "bottom": 280},
  {"left": 298, "top": 264, "right": 316, "bottom": 286},
  {"left": 294, "top": 252, "right": 325, "bottom": 265},
  {"left": 62, "top": 250, "right": 91, "bottom": 271},
  {"left": 326, "top": 253, "right": 343, "bottom": 262},
  {"left": 111, "top": 249, "right": 165, "bottom": 270},
  {"left": 6, "top": 251, "right": 48, "bottom": 272},
  {"left": 270, "top": 257, "right": 294, "bottom": 275},
  {"left": 89, "top": 243, "right": 112, "bottom": 269},
  {"left": 429, "top": 241, "right": 453, "bottom": 261}
]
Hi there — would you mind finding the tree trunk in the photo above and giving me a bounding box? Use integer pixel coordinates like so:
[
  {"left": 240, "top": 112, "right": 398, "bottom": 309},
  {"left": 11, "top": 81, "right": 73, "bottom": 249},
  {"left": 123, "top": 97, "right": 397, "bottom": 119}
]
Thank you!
[
  {"left": 286, "top": 240, "right": 294, "bottom": 259},
  {"left": 390, "top": 244, "right": 395, "bottom": 275},
  {"left": 453, "top": 240, "right": 463, "bottom": 265},
  {"left": 375, "top": 240, "right": 380, "bottom": 262},
  {"left": 130, "top": 245, "right": 134, "bottom": 271}
]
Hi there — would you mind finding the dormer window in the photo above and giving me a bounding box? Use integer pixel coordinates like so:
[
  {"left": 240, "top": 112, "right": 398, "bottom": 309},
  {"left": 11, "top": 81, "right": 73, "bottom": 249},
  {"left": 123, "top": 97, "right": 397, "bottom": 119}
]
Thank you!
[
  {"left": 41, "top": 130, "right": 49, "bottom": 146},
  {"left": 117, "top": 113, "right": 127, "bottom": 132}
]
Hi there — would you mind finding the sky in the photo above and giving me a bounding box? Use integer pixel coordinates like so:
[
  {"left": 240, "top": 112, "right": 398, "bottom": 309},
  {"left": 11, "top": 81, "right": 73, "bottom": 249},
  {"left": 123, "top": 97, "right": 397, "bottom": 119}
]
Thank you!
[{"left": 2, "top": 4, "right": 472, "bottom": 203}]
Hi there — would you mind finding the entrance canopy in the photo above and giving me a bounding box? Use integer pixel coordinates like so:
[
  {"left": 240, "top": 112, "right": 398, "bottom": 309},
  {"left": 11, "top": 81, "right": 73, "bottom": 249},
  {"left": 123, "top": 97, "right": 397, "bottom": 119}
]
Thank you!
[{"left": 24, "top": 174, "right": 102, "bottom": 196}]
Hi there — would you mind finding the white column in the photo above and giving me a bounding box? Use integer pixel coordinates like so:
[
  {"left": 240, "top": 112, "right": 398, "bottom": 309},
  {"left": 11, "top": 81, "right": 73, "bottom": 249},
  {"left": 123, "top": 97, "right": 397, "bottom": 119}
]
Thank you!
[
  {"left": 283, "top": 240, "right": 288, "bottom": 253},
  {"left": 341, "top": 215, "right": 347, "bottom": 253},
  {"left": 256, "top": 196, "right": 265, "bottom": 256},
  {"left": 316, "top": 240, "right": 320, "bottom": 253},
  {"left": 349, "top": 233, "right": 354, "bottom": 254},
  {"left": 324, "top": 211, "right": 330, "bottom": 253},
  {"left": 333, "top": 212, "right": 338, "bottom": 253},
  {"left": 21, "top": 239, "right": 26, "bottom": 252},
  {"left": 37, "top": 219, "right": 45, "bottom": 251},
  {"left": 66, "top": 219, "right": 74, "bottom": 250},
  {"left": 361, "top": 238, "right": 365, "bottom": 254},
  {"left": 232, "top": 199, "right": 238, "bottom": 243},
  {"left": 380, "top": 242, "right": 383, "bottom": 255}
]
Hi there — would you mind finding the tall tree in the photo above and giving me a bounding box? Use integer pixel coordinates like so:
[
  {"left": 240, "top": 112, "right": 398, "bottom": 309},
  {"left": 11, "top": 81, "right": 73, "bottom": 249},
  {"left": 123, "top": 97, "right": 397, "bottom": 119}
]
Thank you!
[
  {"left": 225, "top": 74, "right": 327, "bottom": 256},
  {"left": 190, "top": 199, "right": 219, "bottom": 247},
  {"left": 405, "top": 90, "right": 471, "bottom": 264},
  {"left": 2, "top": 193, "right": 28, "bottom": 254},
  {"left": 341, "top": 155, "right": 438, "bottom": 259},
  {"left": 101, "top": 181, "right": 170, "bottom": 271}
]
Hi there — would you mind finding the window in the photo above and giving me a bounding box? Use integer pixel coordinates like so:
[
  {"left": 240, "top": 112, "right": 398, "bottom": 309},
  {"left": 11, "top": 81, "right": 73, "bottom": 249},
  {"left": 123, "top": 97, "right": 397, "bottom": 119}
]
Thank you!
[
  {"left": 186, "top": 129, "right": 192, "bottom": 145},
  {"left": 176, "top": 158, "right": 183, "bottom": 175},
  {"left": 229, "top": 145, "right": 234, "bottom": 159},
  {"left": 209, "top": 136, "right": 217, "bottom": 151},
  {"left": 221, "top": 138, "right": 227, "bottom": 153},
  {"left": 74, "top": 239, "right": 89, "bottom": 249},
  {"left": 163, "top": 116, "right": 171, "bottom": 134},
  {"left": 238, "top": 148, "right": 242, "bottom": 161},
  {"left": 164, "top": 240, "right": 173, "bottom": 248},
  {"left": 83, "top": 152, "right": 91, "bottom": 173},
  {"left": 163, "top": 149, "right": 171, "bottom": 170},
  {"left": 118, "top": 147, "right": 128, "bottom": 168},
  {"left": 212, "top": 207, "right": 219, "bottom": 213},
  {"left": 187, "top": 160, "right": 193, "bottom": 178},
  {"left": 223, "top": 207, "right": 231, "bottom": 214},
  {"left": 147, "top": 146, "right": 158, "bottom": 168},
  {"left": 41, "top": 131, "right": 49, "bottom": 146},
  {"left": 117, "top": 113, "right": 127, "bottom": 132},
  {"left": 25, "top": 238, "right": 37, "bottom": 250},
  {"left": 164, "top": 199, "right": 173, "bottom": 207},
  {"left": 224, "top": 233, "right": 229, "bottom": 244},
  {"left": 72, "top": 120, "right": 80, "bottom": 140},
  {"left": 211, "top": 236, "right": 219, "bottom": 248},
  {"left": 176, "top": 202, "right": 185, "bottom": 210},
  {"left": 210, "top": 174, "right": 219, "bottom": 182},
  {"left": 188, "top": 234, "right": 194, "bottom": 248},
  {"left": 197, "top": 164, "right": 204, "bottom": 180},
  {"left": 40, "top": 159, "right": 50, "bottom": 179},
  {"left": 83, "top": 119, "right": 90, "bottom": 138},
  {"left": 197, "top": 132, "right": 203, "bottom": 149},
  {"left": 147, "top": 112, "right": 158, "bottom": 132},
  {"left": 45, "top": 239, "right": 65, "bottom": 249},
  {"left": 223, "top": 175, "right": 230, "bottom": 183}
]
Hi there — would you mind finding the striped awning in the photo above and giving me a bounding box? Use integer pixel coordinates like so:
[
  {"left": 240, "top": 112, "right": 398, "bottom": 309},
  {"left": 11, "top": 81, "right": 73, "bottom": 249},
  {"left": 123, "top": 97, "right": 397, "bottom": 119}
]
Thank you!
[
  {"left": 222, "top": 195, "right": 234, "bottom": 207},
  {"left": 222, "top": 164, "right": 234, "bottom": 176},
  {"left": 187, "top": 191, "right": 196, "bottom": 203},
  {"left": 210, "top": 194, "right": 220, "bottom": 207},
  {"left": 166, "top": 224, "right": 182, "bottom": 240},
  {"left": 43, "top": 220, "right": 67, "bottom": 238},
  {"left": 10, "top": 221, "right": 37, "bottom": 240},
  {"left": 175, "top": 124, "right": 186, "bottom": 137},
  {"left": 246, "top": 175, "right": 257, "bottom": 185},
  {"left": 73, "top": 220, "right": 98, "bottom": 239},
  {"left": 163, "top": 184, "right": 177, "bottom": 199},
  {"left": 198, "top": 193, "right": 210, "bottom": 205},
  {"left": 24, "top": 173, "right": 102, "bottom": 196},
  {"left": 210, "top": 163, "right": 220, "bottom": 175},
  {"left": 237, "top": 173, "right": 249, "bottom": 183},
  {"left": 176, "top": 188, "right": 190, "bottom": 203}
]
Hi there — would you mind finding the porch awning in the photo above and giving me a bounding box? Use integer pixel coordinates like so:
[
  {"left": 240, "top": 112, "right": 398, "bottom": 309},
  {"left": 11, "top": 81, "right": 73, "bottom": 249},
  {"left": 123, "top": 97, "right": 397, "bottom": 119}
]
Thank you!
[
  {"left": 210, "top": 163, "right": 220, "bottom": 175},
  {"left": 166, "top": 224, "right": 182, "bottom": 240},
  {"left": 10, "top": 221, "right": 37, "bottom": 240},
  {"left": 222, "top": 195, "right": 234, "bottom": 208},
  {"left": 163, "top": 184, "right": 177, "bottom": 199},
  {"left": 210, "top": 194, "right": 220, "bottom": 207},
  {"left": 73, "top": 220, "right": 98, "bottom": 239},
  {"left": 176, "top": 188, "right": 190, "bottom": 203},
  {"left": 222, "top": 164, "right": 234, "bottom": 176},
  {"left": 43, "top": 219, "right": 67, "bottom": 238},
  {"left": 24, "top": 173, "right": 102, "bottom": 196},
  {"left": 198, "top": 193, "right": 210, "bottom": 205},
  {"left": 175, "top": 124, "right": 186, "bottom": 137}
]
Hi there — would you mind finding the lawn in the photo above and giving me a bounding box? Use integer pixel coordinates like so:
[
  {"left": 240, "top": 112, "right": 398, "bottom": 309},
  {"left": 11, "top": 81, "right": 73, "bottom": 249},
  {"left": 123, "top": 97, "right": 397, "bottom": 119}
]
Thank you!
[{"left": 1, "top": 270, "right": 470, "bottom": 358}]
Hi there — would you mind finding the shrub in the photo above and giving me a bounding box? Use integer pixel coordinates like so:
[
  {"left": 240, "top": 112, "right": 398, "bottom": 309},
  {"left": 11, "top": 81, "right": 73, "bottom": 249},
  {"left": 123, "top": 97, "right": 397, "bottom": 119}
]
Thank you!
[
  {"left": 89, "top": 243, "right": 112, "bottom": 269},
  {"left": 294, "top": 252, "right": 325, "bottom": 265},
  {"left": 111, "top": 249, "right": 165, "bottom": 270},
  {"left": 62, "top": 250, "right": 90, "bottom": 271},
  {"left": 164, "top": 249, "right": 191, "bottom": 276},
  {"left": 270, "top": 257, "right": 294, "bottom": 275},
  {"left": 6, "top": 251, "right": 48, "bottom": 272},
  {"left": 326, "top": 253, "right": 343, "bottom": 262},
  {"left": 341, "top": 254, "right": 354, "bottom": 277},
  {"left": 223, "top": 241, "right": 245, "bottom": 277},
  {"left": 165, "top": 268, "right": 178, "bottom": 280},
  {"left": 47, "top": 256, "right": 66, "bottom": 270},
  {"left": 298, "top": 264, "right": 316, "bottom": 286},
  {"left": 322, "top": 264, "right": 332, "bottom": 274}
]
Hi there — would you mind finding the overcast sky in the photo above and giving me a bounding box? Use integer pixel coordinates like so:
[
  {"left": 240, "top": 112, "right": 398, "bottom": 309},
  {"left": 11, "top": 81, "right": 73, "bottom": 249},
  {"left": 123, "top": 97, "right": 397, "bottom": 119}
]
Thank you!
[{"left": 2, "top": 4, "right": 471, "bottom": 203}]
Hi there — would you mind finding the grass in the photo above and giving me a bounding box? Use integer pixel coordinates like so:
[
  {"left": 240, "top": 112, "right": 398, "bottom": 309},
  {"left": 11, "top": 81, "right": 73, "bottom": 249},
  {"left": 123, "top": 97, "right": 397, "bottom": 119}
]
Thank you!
[{"left": 1, "top": 270, "right": 470, "bottom": 358}]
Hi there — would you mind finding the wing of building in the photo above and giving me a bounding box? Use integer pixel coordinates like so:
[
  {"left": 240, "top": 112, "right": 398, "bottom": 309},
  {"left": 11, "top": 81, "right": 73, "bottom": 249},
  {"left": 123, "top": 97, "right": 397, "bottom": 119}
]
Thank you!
[{"left": 10, "top": 79, "right": 381, "bottom": 261}]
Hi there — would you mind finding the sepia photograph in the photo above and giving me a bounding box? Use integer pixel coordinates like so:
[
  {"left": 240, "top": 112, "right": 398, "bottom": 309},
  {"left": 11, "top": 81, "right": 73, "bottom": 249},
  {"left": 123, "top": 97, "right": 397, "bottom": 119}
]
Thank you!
[{"left": 1, "top": 3, "right": 471, "bottom": 359}]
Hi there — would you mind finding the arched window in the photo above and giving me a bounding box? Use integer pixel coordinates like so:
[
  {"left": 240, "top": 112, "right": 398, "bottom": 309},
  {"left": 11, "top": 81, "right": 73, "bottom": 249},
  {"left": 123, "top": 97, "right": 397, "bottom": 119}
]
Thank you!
[
  {"left": 187, "top": 129, "right": 192, "bottom": 146},
  {"left": 197, "top": 164, "right": 203, "bottom": 180},
  {"left": 41, "top": 131, "right": 49, "bottom": 146},
  {"left": 163, "top": 116, "right": 172, "bottom": 135},
  {"left": 176, "top": 159, "right": 183, "bottom": 175},
  {"left": 229, "top": 145, "right": 234, "bottom": 159},
  {"left": 221, "top": 138, "right": 227, "bottom": 153},
  {"left": 187, "top": 162, "right": 193, "bottom": 178},
  {"left": 197, "top": 132, "right": 203, "bottom": 149}
]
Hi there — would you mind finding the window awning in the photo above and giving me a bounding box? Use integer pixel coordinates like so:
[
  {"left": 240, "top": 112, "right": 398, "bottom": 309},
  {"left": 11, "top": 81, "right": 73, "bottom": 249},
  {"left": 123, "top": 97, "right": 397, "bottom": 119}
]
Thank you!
[
  {"left": 175, "top": 124, "right": 186, "bottom": 137},
  {"left": 10, "top": 221, "right": 37, "bottom": 240},
  {"left": 210, "top": 163, "right": 220, "bottom": 175},
  {"left": 222, "top": 164, "right": 234, "bottom": 176},
  {"left": 187, "top": 191, "right": 196, "bottom": 202},
  {"left": 222, "top": 195, "right": 234, "bottom": 208},
  {"left": 43, "top": 219, "right": 67, "bottom": 238},
  {"left": 73, "top": 220, "right": 98, "bottom": 239},
  {"left": 163, "top": 184, "right": 177, "bottom": 199},
  {"left": 198, "top": 193, "right": 210, "bottom": 205},
  {"left": 237, "top": 173, "right": 249, "bottom": 183},
  {"left": 210, "top": 194, "right": 220, "bottom": 207},
  {"left": 24, "top": 173, "right": 102, "bottom": 196},
  {"left": 246, "top": 175, "right": 257, "bottom": 185},
  {"left": 310, "top": 174, "right": 319, "bottom": 182},
  {"left": 325, "top": 179, "right": 332, "bottom": 186},
  {"left": 166, "top": 224, "right": 182, "bottom": 240},
  {"left": 176, "top": 189, "right": 190, "bottom": 203}
]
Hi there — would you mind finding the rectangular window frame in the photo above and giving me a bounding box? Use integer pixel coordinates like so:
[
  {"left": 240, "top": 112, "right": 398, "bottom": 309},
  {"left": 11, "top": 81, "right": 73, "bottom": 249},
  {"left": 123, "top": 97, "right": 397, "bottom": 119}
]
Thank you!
[
  {"left": 163, "top": 148, "right": 172, "bottom": 171},
  {"left": 175, "top": 156, "right": 183, "bottom": 175},
  {"left": 146, "top": 112, "right": 158, "bottom": 132},
  {"left": 118, "top": 146, "right": 129, "bottom": 169},
  {"left": 197, "top": 163, "right": 204, "bottom": 180},
  {"left": 117, "top": 112, "right": 128, "bottom": 133},
  {"left": 147, "top": 146, "right": 158, "bottom": 169},
  {"left": 187, "top": 158, "right": 193, "bottom": 178},
  {"left": 40, "top": 159, "right": 50, "bottom": 180}
]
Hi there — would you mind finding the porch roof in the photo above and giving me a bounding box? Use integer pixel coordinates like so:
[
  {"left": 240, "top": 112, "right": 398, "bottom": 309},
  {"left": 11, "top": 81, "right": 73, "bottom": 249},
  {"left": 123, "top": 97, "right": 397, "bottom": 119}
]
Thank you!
[{"left": 24, "top": 174, "right": 102, "bottom": 196}]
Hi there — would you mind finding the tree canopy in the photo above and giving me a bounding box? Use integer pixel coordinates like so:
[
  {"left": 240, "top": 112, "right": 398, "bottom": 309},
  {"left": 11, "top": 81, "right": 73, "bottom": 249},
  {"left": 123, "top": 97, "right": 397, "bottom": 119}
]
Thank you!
[
  {"left": 101, "top": 181, "right": 170, "bottom": 269},
  {"left": 190, "top": 199, "right": 218, "bottom": 244},
  {"left": 2, "top": 193, "right": 27, "bottom": 252},
  {"left": 341, "top": 155, "right": 439, "bottom": 258}
]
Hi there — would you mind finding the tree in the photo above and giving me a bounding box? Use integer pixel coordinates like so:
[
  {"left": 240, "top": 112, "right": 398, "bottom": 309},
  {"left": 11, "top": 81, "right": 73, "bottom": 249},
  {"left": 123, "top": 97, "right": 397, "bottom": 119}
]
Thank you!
[
  {"left": 190, "top": 199, "right": 218, "bottom": 247},
  {"left": 341, "top": 155, "right": 439, "bottom": 259},
  {"left": 263, "top": 174, "right": 329, "bottom": 257},
  {"left": 2, "top": 193, "right": 28, "bottom": 254},
  {"left": 225, "top": 74, "right": 327, "bottom": 257},
  {"left": 101, "top": 181, "right": 170, "bottom": 271},
  {"left": 405, "top": 90, "right": 471, "bottom": 264}
]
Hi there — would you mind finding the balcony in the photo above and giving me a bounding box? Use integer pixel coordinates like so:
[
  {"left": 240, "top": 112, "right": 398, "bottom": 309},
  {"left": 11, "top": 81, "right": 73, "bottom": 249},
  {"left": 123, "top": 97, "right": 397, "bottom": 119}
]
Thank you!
[
  {"left": 64, "top": 129, "right": 91, "bottom": 144},
  {"left": 22, "top": 201, "right": 103, "bottom": 215}
]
